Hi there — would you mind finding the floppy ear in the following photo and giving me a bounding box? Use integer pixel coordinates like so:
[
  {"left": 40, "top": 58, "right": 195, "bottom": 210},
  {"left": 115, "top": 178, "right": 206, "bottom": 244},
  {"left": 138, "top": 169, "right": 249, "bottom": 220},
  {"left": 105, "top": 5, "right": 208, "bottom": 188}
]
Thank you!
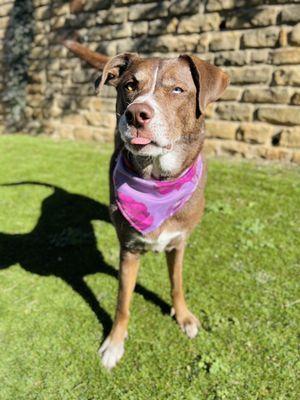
[
  {"left": 180, "top": 54, "right": 229, "bottom": 117},
  {"left": 95, "top": 53, "right": 139, "bottom": 93},
  {"left": 63, "top": 40, "right": 109, "bottom": 70}
]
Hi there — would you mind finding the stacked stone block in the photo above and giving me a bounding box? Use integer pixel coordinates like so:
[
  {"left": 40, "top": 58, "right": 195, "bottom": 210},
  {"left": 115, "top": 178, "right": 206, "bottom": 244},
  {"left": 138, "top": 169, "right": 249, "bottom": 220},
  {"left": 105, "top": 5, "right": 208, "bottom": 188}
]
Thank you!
[{"left": 0, "top": 0, "right": 299, "bottom": 163}]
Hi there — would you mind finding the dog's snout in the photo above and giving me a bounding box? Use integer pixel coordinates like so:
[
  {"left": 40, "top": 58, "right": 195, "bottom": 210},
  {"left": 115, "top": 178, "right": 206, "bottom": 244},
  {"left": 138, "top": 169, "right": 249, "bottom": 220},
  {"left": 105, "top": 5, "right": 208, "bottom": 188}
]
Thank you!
[{"left": 125, "top": 103, "right": 154, "bottom": 127}]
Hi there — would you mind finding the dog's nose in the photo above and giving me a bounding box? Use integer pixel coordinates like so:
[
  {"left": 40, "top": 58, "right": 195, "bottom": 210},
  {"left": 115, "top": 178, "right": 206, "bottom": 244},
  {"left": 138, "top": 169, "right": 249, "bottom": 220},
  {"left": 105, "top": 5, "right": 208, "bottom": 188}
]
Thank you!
[{"left": 125, "top": 103, "right": 154, "bottom": 127}]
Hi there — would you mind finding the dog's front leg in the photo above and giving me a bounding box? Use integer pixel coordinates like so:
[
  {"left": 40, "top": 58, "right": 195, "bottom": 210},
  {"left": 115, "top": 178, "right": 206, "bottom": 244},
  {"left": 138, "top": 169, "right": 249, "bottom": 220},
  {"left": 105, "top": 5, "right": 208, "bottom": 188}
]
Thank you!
[
  {"left": 166, "top": 243, "right": 200, "bottom": 339},
  {"left": 99, "top": 249, "right": 140, "bottom": 369}
]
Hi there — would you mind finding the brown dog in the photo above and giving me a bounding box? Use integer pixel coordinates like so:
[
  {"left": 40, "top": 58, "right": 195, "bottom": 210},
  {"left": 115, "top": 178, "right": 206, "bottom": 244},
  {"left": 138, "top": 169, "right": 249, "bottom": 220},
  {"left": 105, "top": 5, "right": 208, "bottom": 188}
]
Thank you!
[{"left": 65, "top": 41, "right": 229, "bottom": 369}]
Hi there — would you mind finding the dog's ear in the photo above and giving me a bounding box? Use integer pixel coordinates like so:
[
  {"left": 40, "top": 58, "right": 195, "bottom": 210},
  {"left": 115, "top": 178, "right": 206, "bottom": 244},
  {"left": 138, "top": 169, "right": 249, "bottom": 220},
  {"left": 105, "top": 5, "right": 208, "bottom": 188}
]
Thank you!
[
  {"left": 63, "top": 40, "right": 109, "bottom": 70},
  {"left": 180, "top": 54, "right": 229, "bottom": 117},
  {"left": 95, "top": 53, "right": 139, "bottom": 93}
]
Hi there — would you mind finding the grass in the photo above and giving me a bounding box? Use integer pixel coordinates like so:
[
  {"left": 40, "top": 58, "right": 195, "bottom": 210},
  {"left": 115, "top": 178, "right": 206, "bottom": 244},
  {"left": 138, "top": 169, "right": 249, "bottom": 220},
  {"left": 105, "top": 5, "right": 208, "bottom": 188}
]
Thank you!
[{"left": 0, "top": 134, "right": 299, "bottom": 400}]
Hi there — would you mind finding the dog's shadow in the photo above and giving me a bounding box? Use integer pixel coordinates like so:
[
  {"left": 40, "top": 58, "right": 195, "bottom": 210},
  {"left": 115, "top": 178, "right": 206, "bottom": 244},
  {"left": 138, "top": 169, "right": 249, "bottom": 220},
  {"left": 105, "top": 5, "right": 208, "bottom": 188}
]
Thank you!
[{"left": 0, "top": 181, "right": 169, "bottom": 338}]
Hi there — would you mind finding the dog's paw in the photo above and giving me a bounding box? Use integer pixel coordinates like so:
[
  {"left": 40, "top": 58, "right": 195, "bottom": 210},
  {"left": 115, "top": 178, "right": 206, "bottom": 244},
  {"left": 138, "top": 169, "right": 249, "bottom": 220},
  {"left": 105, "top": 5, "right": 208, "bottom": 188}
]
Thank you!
[
  {"left": 176, "top": 310, "right": 200, "bottom": 339},
  {"left": 98, "top": 336, "right": 125, "bottom": 370}
]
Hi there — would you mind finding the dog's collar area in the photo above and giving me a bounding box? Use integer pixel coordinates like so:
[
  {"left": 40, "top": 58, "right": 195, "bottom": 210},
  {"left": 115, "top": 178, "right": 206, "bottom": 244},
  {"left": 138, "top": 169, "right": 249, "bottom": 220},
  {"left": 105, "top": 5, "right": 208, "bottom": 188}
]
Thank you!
[
  {"left": 122, "top": 149, "right": 196, "bottom": 181},
  {"left": 113, "top": 152, "right": 203, "bottom": 234}
]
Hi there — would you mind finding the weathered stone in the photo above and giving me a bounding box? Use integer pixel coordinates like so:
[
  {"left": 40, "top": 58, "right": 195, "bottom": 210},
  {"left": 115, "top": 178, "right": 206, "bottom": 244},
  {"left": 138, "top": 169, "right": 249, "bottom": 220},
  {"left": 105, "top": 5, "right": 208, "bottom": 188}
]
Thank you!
[
  {"left": 206, "top": 0, "right": 235, "bottom": 11},
  {"left": 105, "top": 7, "right": 128, "bottom": 24},
  {"left": 208, "top": 0, "right": 263, "bottom": 11},
  {"left": 290, "top": 23, "right": 300, "bottom": 45},
  {"left": 34, "top": 5, "right": 52, "bottom": 20},
  {"left": 0, "top": 17, "right": 9, "bottom": 30},
  {"left": 33, "top": 34, "right": 48, "bottom": 47},
  {"left": 149, "top": 18, "right": 178, "bottom": 36},
  {"left": 205, "top": 120, "right": 238, "bottom": 140},
  {"left": 280, "top": 127, "right": 300, "bottom": 148},
  {"left": 205, "top": 103, "right": 215, "bottom": 119},
  {"left": 257, "top": 106, "right": 300, "bottom": 125},
  {"left": 116, "top": 38, "right": 135, "bottom": 53},
  {"left": 249, "top": 49, "right": 269, "bottom": 64},
  {"left": 226, "top": 7, "right": 278, "bottom": 29},
  {"left": 51, "top": 15, "right": 67, "bottom": 29},
  {"left": 219, "top": 140, "right": 253, "bottom": 159},
  {"left": 26, "top": 84, "right": 44, "bottom": 95},
  {"left": 203, "top": 139, "right": 220, "bottom": 157},
  {"left": 281, "top": 5, "right": 300, "bottom": 23},
  {"left": 139, "top": 34, "right": 199, "bottom": 53},
  {"left": 27, "top": 95, "right": 44, "bottom": 108},
  {"left": 291, "top": 91, "right": 300, "bottom": 105},
  {"left": 132, "top": 21, "right": 148, "bottom": 36},
  {"left": 292, "top": 151, "right": 300, "bottom": 164},
  {"left": 196, "top": 33, "right": 210, "bottom": 52},
  {"left": 226, "top": 66, "right": 272, "bottom": 84},
  {"left": 73, "top": 127, "right": 94, "bottom": 140},
  {"left": 194, "top": 52, "right": 214, "bottom": 63},
  {"left": 214, "top": 50, "right": 249, "bottom": 66},
  {"left": 273, "top": 67, "right": 300, "bottom": 86},
  {"left": 269, "top": 48, "right": 300, "bottom": 65},
  {"left": 71, "top": 69, "right": 95, "bottom": 83},
  {"left": 128, "top": 2, "right": 168, "bottom": 21},
  {"left": 265, "top": 147, "right": 293, "bottom": 162},
  {"left": 83, "top": 0, "right": 110, "bottom": 12},
  {"left": 115, "top": 0, "right": 152, "bottom": 4},
  {"left": 242, "top": 88, "right": 291, "bottom": 104},
  {"left": 209, "top": 31, "right": 240, "bottom": 51},
  {"left": 242, "top": 27, "right": 279, "bottom": 48},
  {"left": 169, "top": 0, "right": 200, "bottom": 15},
  {"left": 48, "top": 45, "right": 68, "bottom": 58},
  {"left": 84, "top": 111, "right": 116, "bottom": 128},
  {"left": 0, "top": 3, "right": 12, "bottom": 18},
  {"left": 237, "top": 122, "right": 276, "bottom": 144},
  {"left": 29, "top": 46, "right": 49, "bottom": 59},
  {"left": 178, "top": 13, "right": 220, "bottom": 34},
  {"left": 55, "top": 124, "right": 74, "bottom": 139},
  {"left": 52, "top": 3, "right": 69, "bottom": 16},
  {"left": 215, "top": 103, "right": 253, "bottom": 122},
  {"left": 62, "top": 114, "right": 87, "bottom": 125},
  {"left": 278, "top": 27, "right": 291, "bottom": 47},
  {"left": 92, "top": 127, "right": 114, "bottom": 142},
  {"left": 35, "top": 21, "right": 51, "bottom": 33},
  {"left": 220, "top": 87, "right": 242, "bottom": 101},
  {"left": 86, "top": 97, "right": 116, "bottom": 112},
  {"left": 90, "top": 23, "right": 131, "bottom": 40}
]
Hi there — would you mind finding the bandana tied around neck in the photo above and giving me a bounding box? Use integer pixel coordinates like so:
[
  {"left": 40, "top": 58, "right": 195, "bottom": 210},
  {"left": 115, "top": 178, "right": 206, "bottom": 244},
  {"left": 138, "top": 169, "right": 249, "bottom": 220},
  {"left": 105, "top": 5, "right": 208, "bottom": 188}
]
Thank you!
[{"left": 113, "top": 153, "right": 203, "bottom": 234}]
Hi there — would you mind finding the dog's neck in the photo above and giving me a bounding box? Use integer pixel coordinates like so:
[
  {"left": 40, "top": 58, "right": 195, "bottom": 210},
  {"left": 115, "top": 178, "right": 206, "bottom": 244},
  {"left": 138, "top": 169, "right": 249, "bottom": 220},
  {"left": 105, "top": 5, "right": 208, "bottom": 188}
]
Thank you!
[{"left": 123, "top": 140, "right": 203, "bottom": 181}]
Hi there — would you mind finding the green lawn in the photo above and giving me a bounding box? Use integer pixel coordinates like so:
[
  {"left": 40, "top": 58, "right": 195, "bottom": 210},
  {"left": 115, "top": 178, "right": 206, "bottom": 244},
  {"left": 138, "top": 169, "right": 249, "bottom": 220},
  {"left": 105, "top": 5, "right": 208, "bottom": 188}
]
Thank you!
[{"left": 0, "top": 135, "right": 299, "bottom": 400}]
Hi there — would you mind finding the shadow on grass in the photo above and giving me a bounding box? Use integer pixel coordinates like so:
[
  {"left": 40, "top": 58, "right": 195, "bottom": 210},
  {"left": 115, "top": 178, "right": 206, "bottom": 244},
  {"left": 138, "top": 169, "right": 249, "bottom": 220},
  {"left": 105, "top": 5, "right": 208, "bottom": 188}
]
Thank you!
[{"left": 0, "top": 181, "right": 169, "bottom": 338}]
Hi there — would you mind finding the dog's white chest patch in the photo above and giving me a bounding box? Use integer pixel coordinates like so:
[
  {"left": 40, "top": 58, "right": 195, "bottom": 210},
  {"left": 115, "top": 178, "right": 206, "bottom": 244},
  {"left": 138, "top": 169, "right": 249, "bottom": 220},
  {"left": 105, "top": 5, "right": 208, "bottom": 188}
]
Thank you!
[{"left": 136, "top": 231, "right": 184, "bottom": 252}]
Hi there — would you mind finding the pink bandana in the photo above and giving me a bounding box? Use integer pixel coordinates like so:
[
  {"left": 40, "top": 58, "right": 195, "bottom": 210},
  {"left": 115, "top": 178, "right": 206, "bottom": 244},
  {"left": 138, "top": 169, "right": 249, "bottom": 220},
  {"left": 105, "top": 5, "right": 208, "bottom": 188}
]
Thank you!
[{"left": 113, "top": 153, "right": 203, "bottom": 234}]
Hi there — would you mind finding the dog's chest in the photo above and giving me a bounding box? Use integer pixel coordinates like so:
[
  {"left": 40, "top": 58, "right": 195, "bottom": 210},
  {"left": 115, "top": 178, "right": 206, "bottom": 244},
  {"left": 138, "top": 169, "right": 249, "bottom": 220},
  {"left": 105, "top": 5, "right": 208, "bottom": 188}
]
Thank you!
[{"left": 127, "top": 230, "right": 184, "bottom": 253}]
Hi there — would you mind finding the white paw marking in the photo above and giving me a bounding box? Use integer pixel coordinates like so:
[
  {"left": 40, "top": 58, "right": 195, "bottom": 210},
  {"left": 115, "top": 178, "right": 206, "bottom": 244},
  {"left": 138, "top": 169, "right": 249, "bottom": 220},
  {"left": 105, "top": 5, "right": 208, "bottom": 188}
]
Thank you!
[
  {"left": 177, "top": 313, "right": 200, "bottom": 339},
  {"left": 98, "top": 336, "right": 125, "bottom": 370},
  {"left": 182, "top": 321, "right": 199, "bottom": 339}
]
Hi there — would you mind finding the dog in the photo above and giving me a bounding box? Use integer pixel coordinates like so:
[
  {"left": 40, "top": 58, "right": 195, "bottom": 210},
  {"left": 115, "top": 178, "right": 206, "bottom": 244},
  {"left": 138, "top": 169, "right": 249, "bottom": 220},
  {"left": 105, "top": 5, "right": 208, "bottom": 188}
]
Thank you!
[{"left": 64, "top": 41, "right": 229, "bottom": 369}]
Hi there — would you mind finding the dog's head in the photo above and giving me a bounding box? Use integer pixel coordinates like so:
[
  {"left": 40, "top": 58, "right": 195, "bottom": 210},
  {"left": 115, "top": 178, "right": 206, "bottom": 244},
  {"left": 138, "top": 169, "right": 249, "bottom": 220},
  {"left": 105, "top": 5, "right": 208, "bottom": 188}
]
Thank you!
[
  {"left": 97, "top": 53, "right": 229, "bottom": 157},
  {"left": 64, "top": 41, "right": 229, "bottom": 158}
]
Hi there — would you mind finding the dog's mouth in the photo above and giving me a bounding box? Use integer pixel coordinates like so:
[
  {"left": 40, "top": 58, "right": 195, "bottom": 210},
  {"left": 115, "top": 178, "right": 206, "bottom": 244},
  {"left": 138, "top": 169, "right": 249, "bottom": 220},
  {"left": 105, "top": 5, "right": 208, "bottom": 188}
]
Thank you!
[
  {"left": 121, "top": 126, "right": 173, "bottom": 153},
  {"left": 130, "top": 136, "right": 152, "bottom": 146},
  {"left": 126, "top": 129, "right": 156, "bottom": 150}
]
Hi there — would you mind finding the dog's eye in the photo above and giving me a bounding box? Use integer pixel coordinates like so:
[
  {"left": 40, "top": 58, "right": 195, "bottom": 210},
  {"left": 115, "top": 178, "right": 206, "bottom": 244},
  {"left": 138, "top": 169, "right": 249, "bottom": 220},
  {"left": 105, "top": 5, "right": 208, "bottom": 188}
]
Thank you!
[
  {"left": 124, "top": 82, "right": 136, "bottom": 92},
  {"left": 172, "top": 87, "right": 184, "bottom": 94}
]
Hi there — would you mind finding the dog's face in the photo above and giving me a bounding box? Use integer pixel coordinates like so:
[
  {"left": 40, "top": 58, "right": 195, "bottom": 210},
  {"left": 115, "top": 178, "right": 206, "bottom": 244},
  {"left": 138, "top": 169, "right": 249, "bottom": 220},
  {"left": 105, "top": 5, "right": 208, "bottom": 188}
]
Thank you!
[{"left": 97, "top": 54, "right": 229, "bottom": 157}]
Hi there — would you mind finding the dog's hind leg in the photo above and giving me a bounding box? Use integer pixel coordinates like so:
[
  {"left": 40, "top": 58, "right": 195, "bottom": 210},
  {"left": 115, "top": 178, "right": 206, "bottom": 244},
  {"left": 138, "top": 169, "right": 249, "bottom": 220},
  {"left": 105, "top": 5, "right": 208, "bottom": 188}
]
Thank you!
[
  {"left": 166, "top": 243, "right": 200, "bottom": 339},
  {"left": 99, "top": 249, "right": 140, "bottom": 369}
]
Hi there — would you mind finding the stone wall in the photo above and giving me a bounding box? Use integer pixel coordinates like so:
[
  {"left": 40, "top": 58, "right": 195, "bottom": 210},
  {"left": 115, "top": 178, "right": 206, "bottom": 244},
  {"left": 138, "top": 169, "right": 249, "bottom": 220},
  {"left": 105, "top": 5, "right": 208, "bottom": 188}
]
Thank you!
[{"left": 0, "top": 0, "right": 300, "bottom": 163}]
